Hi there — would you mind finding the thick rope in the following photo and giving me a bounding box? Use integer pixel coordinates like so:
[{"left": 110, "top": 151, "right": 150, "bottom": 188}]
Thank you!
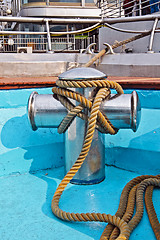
[
  {"left": 107, "top": 185, "right": 137, "bottom": 240},
  {"left": 84, "top": 30, "right": 151, "bottom": 68},
  {"left": 145, "top": 186, "right": 160, "bottom": 239},
  {"left": 111, "top": 31, "right": 151, "bottom": 50},
  {"left": 51, "top": 76, "right": 160, "bottom": 240},
  {"left": 128, "top": 178, "right": 160, "bottom": 231},
  {"left": 100, "top": 175, "right": 160, "bottom": 240},
  {"left": 51, "top": 78, "right": 132, "bottom": 240},
  {"left": 51, "top": 55, "right": 160, "bottom": 239}
]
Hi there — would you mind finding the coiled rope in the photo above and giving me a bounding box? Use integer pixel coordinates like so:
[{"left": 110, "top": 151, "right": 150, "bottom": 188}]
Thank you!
[
  {"left": 51, "top": 77, "right": 136, "bottom": 240},
  {"left": 51, "top": 30, "right": 160, "bottom": 239},
  {"left": 100, "top": 175, "right": 160, "bottom": 240},
  {"left": 145, "top": 186, "right": 160, "bottom": 239},
  {"left": 51, "top": 76, "right": 160, "bottom": 240}
]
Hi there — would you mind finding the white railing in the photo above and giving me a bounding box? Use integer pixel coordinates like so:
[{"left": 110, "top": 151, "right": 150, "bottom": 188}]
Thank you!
[
  {"left": 0, "top": 35, "right": 96, "bottom": 53},
  {"left": 99, "top": 0, "right": 160, "bottom": 18}
]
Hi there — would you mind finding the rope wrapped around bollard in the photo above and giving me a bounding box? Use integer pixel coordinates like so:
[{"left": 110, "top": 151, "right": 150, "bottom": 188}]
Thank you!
[
  {"left": 51, "top": 77, "right": 132, "bottom": 240},
  {"left": 51, "top": 76, "right": 160, "bottom": 240}
]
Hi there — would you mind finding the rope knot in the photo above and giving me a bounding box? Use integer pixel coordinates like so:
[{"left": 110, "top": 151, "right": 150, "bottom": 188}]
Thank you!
[{"left": 52, "top": 78, "right": 123, "bottom": 135}]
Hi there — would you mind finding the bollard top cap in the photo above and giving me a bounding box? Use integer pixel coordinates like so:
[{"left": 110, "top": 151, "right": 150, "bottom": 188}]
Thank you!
[{"left": 59, "top": 67, "right": 107, "bottom": 81}]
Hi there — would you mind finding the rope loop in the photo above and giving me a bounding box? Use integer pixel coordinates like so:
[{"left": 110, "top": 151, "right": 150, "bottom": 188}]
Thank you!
[
  {"left": 50, "top": 31, "right": 160, "bottom": 240},
  {"left": 51, "top": 76, "right": 160, "bottom": 240},
  {"left": 51, "top": 77, "right": 132, "bottom": 240},
  {"left": 53, "top": 78, "right": 123, "bottom": 135}
]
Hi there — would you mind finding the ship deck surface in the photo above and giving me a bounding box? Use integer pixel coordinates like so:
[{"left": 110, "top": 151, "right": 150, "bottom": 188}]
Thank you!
[
  {"left": 1, "top": 165, "right": 160, "bottom": 240},
  {"left": 1, "top": 85, "right": 160, "bottom": 240}
]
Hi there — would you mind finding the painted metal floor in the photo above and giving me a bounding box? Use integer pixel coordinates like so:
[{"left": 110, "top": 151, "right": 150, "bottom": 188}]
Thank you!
[{"left": 1, "top": 165, "right": 159, "bottom": 240}]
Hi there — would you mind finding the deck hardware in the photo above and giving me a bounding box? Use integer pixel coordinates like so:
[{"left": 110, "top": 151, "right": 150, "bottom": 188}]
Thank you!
[
  {"left": 81, "top": 43, "right": 96, "bottom": 54},
  {"left": 104, "top": 43, "right": 115, "bottom": 54},
  {"left": 28, "top": 67, "right": 141, "bottom": 184},
  {"left": 28, "top": 68, "right": 160, "bottom": 240}
]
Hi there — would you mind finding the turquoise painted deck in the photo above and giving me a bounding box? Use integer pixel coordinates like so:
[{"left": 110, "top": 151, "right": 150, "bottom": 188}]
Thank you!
[
  {"left": 0, "top": 87, "right": 160, "bottom": 239},
  {"left": 1, "top": 166, "right": 160, "bottom": 240}
]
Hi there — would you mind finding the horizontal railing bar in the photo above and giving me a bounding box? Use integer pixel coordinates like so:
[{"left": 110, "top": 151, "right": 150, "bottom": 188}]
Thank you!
[
  {"left": 0, "top": 14, "right": 160, "bottom": 25},
  {"left": 104, "top": 22, "right": 152, "bottom": 33},
  {"left": 103, "top": 14, "right": 160, "bottom": 23},
  {"left": 0, "top": 35, "right": 96, "bottom": 53},
  {"left": 0, "top": 31, "right": 48, "bottom": 35},
  {"left": 0, "top": 16, "right": 101, "bottom": 23}
]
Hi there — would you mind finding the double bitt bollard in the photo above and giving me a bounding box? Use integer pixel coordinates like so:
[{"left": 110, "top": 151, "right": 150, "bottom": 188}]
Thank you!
[{"left": 28, "top": 67, "right": 141, "bottom": 185}]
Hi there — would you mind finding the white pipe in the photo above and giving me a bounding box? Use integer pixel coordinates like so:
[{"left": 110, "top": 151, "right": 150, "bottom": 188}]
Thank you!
[
  {"left": 45, "top": 20, "right": 52, "bottom": 51},
  {"left": 0, "top": 16, "right": 101, "bottom": 23},
  {"left": 0, "top": 23, "right": 100, "bottom": 36},
  {"left": 50, "top": 23, "right": 100, "bottom": 35},
  {"left": 148, "top": 18, "right": 158, "bottom": 52},
  {"left": 0, "top": 31, "right": 47, "bottom": 34},
  {"left": 0, "top": 15, "right": 160, "bottom": 25}
]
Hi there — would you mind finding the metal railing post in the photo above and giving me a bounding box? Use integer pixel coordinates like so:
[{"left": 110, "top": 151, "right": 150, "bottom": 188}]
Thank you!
[
  {"left": 139, "top": 0, "right": 142, "bottom": 16},
  {"left": 73, "top": 35, "right": 75, "bottom": 50},
  {"left": 45, "top": 19, "right": 53, "bottom": 53},
  {"left": 119, "top": 0, "right": 122, "bottom": 17},
  {"left": 81, "top": 0, "right": 85, "bottom": 7},
  {"left": 148, "top": 17, "right": 158, "bottom": 53}
]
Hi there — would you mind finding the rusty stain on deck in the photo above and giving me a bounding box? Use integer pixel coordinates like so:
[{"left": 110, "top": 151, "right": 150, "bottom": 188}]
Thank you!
[{"left": 0, "top": 76, "right": 160, "bottom": 89}]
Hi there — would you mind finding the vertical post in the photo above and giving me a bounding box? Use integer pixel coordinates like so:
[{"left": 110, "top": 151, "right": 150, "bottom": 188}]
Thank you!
[
  {"left": 66, "top": 25, "right": 69, "bottom": 50},
  {"left": 59, "top": 67, "right": 107, "bottom": 185},
  {"left": 81, "top": 0, "right": 85, "bottom": 7},
  {"left": 148, "top": 18, "right": 158, "bottom": 53},
  {"left": 18, "top": 0, "right": 21, "bottom": 13},
  {"left": 65, "top": 87, "right": 105, "bottom": 185},
  {"left": 139, "top": 0, "right": 142, "bottom": 16},
  {"left": 119, "top": 0, "right": 122, "bottom": 17},
  {"left": 73, "top": 34, "right": 75, "bottom": 50},
  {"left": 45, "top": 19, "right": 53, "bottom": 53},
  {"left": 15, "top": 0, "right": 17, "bottom": 14}
]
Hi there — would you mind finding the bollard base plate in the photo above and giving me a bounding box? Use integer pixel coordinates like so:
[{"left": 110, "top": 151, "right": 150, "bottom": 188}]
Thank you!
[{"left": 70, "top": 176, "right": 105, "bottom": 185}]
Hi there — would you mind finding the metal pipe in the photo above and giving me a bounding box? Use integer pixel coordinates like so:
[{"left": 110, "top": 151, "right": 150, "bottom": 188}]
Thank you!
[
  {"left": 1, "top": 23, "right": 152, "bottom": 38},
  {"left": 119, "top": 0, "right": 122, "bottom": 17},
  {"left": 18, "top": 0, "right": 21, "bottom": 13},
  {"left": 0, "top": 23, "right": 100, "bottom": 36},
  {"left": 0, "top": 31, "right": 47, "bottom": 35},
  {"left": 28, "top": 90, "right": 141, "bottom": 184},
  {"left": 139, "top": 0, "right": 142, "bottom": 16},
  {"left": 0, "top": 16, "right": 101, "bottom": 23},
  {"left": 50, "top": 23, "right": 100, "bottom": 36},
  {"left": 28, "top": 92, "right": 67, "bottom": 131},
  {"left": 65, "top": 87, "right": 106, "bottom": 184},
  {"left": 81, "top": 0, "right": 85, "bottom": 7},
  {"left": 28, "top": 91, "right": 141, "bottom": 132},
  {"left": 45, "top": 20, "right": 52, "bottom": 52},
  {"left": 148, "top": 18, "right": 158, "bottom": 52},
  {"left": 103, "top": 15, "right": 160, "bottom": 23},
  {"left": 104, "top": 22, "right": 150, "bottom": 34},
  {"left": 0, "top": 15, "right": 160, "bottom": 39},
  {"left": 1, "top": 14, "right": 160, "bottom": 24},
  {"left": 28, "top": 66, "right": 141, "bottom": 185}
]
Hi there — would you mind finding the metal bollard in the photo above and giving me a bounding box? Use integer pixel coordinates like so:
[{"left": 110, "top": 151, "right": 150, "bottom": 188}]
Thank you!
[{"left": 28, "top": 68, "right": 141, "bottom": 184}]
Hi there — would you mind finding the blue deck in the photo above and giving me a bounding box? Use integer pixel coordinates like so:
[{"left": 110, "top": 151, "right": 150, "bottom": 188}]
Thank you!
[
  {"left": 1, "top": 166, "right": 160, "bottom": 240},
  {"left": 1, "top": 87, "right": 160, "bottom": 239}
]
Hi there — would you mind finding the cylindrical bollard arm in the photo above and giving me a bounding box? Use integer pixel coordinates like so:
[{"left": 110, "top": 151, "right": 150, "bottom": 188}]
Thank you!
[{"left": 28, "top": 91, "right": 141, "bottom": 132}]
